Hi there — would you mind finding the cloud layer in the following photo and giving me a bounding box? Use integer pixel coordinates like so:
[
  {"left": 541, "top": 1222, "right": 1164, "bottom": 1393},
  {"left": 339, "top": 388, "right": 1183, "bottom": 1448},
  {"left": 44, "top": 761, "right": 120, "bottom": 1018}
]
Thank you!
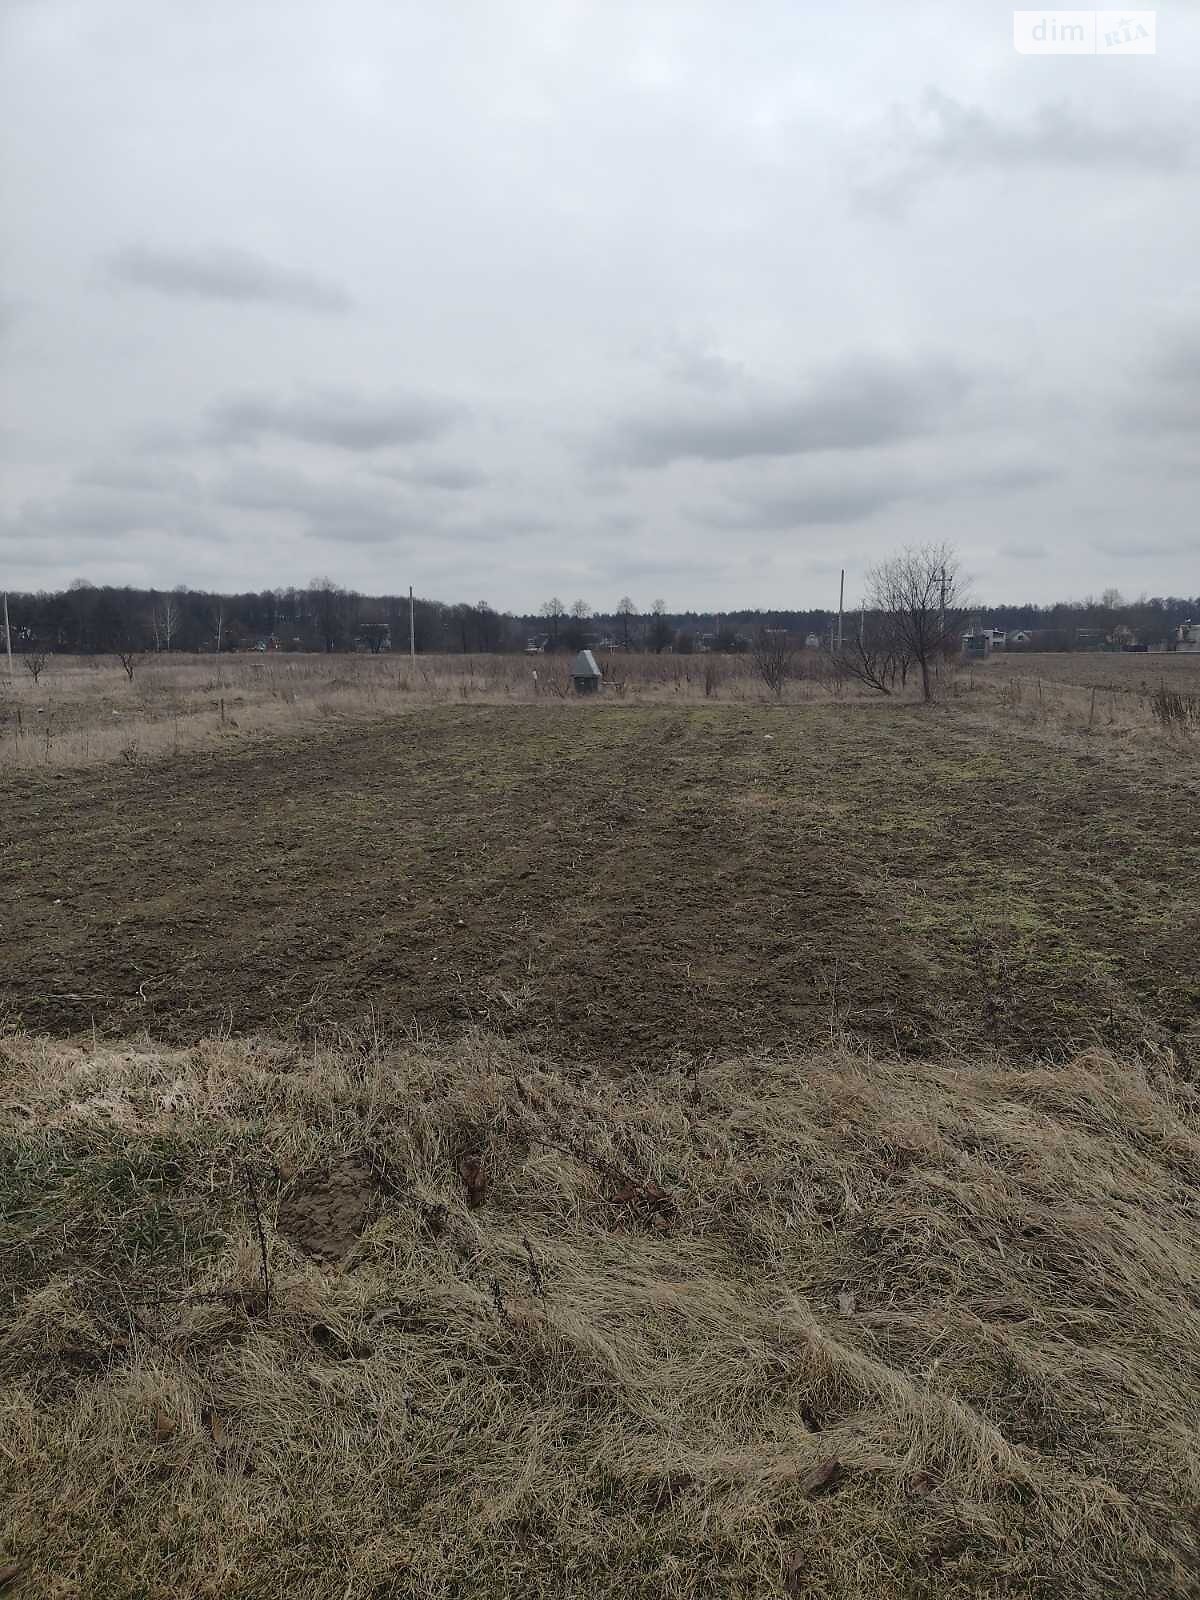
[
  {"left": 107, "top": 247, "right": 352, "bottom": 313},
  {"left": 2, "top": 0, "right": 1198, "bottom": 605}
]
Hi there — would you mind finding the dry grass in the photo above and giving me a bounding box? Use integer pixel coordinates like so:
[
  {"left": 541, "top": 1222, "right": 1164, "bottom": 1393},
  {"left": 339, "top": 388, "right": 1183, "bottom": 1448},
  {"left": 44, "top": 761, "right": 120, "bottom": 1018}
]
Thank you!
[
  {"left": 0, "top": 652, "right": 850, "bottom": 770},
  {"left": 2, "top": 1029, "right": 1199, "bottom": 1597},
  {"left": 953, "top": 655, "right": 1200, "bottom": 757},
  {"left": 4, "top": 649, "right": 1197, "bottom": 772},
  {"left": 985, "top": 652, "right": 1200, "bottom": 696}
]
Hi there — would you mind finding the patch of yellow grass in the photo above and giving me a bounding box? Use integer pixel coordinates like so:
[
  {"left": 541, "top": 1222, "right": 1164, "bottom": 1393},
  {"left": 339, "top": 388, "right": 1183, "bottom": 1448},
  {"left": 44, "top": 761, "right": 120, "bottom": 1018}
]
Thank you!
[{"left": 1, "top": 1030, "right": 1198, "bottom": 1596}]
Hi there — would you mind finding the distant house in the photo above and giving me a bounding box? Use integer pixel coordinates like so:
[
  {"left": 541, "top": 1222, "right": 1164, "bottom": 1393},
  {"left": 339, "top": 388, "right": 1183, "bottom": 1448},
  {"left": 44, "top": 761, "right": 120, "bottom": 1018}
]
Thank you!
[
  {"left": 805, "top": 633, "right": 822, "bottom": 650},
  {"left": 1174, "top": 620, "right": 1200, "bottom": 654},
  {"left": 1007, "top": 629, "right": 1034, "bottom": 648},
  {"left": 525, "top": 635, "right": 550, "bottom": 654},
  {"left": 961, "top": 632, "right": 991, "bottom": 660},
  {"left": 980, "top": 627, "right": 1007, "bottom": 650}
]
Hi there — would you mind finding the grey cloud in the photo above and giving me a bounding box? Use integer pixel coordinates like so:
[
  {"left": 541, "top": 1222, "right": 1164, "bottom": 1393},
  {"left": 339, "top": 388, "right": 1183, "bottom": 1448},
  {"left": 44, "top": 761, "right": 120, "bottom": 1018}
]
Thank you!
[
  {"left": 1124, "top": 330, "right": 1200, "bottom": 433},
  {"left": 637, "top": 331, "right": 745, "bottom": 392},
  {"left": 213, "top": 460, "right": 545, "bottom": 546},
  {"left": 1003, "top": 541, "right": 1049, "bottom": 561},
  {"left": 76, "top": 460, "right": 202, "bottom": 494},
  {"left": 107, "top": 246, "right": 352, "bottom": 313},
  {"left": 957, "top": 463, "right": 1060, "bottom": 496},
  {"left": 1091, "top": 530, "right": 1198, "bottom": 560},
  {"left": 857, "top": 91, "right": 1192, "bottom": 212},
  {"left": 696, "top": 458, "right": 1058, "bottom": 532},
  {"left": 214, "top": 461, "right": 431, "bottom": 544},
  {"left": 6, "top": 485, "right": 222, "bottom": 543},
  {"left": 595, "top": 356, "right": 972, "bottom": 469},
  {"left": 207, "top": 389, "right": 464, "bottom": 452},
  {"left": 376, "top": 461, "right": 490, "bottom": 492},
  {"left": 697, "top": 484, "right": 898, "bottom": 530},
  {"left": 914, "top": 91, "right": 1191, "bottom": 172},
  {"left": 450, "top": 511, "right": 555, "bottom": 541}
]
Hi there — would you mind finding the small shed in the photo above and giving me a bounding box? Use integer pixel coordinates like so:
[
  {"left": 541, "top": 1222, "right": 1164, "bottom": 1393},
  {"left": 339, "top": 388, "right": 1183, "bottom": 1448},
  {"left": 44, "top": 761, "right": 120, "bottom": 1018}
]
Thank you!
[
  {"left": 961, "top": 632, "right": 991, "bottom": 661},
  {"left": 572, "top": 649, "right": 602, "bottom": 693}
]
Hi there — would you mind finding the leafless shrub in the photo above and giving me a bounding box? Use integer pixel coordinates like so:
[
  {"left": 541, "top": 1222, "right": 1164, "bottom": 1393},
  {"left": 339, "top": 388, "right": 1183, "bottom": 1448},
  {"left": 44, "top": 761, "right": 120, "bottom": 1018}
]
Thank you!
[
  {"left": 751, "top": 630, "right": 793, "bottom": 699},
  {"left": 828, "top": 626, "right": 911, "bottom": 697},
  {"left": 1148, "top": 683, "right": 1200, "bottom": 731},
  {"left": 23, "top": 653, "right": 48, "bottom": 685},
  {"left": 116, "top": 649, "right": 141, "bottom": 683}
]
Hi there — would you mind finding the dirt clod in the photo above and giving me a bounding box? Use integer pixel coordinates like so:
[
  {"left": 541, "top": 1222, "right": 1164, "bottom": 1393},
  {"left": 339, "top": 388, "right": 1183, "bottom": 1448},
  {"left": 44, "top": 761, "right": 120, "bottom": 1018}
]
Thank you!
[
  {"left": 799, "top": 1456, "right": 843, "bottom": 1498},
  {"left": 276, "top": 1160, "right": 376, "bottom": 1260},
  {"left": 460, "top": 1154, "right": 487, "bottom": 1209}
]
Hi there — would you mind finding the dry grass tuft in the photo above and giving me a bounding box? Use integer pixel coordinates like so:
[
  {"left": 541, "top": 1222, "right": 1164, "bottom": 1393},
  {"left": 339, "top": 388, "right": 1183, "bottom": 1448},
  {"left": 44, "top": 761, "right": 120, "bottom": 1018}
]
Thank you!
[{"left": 1, "top": 1031, "right": 1199, "bottom": 1596}]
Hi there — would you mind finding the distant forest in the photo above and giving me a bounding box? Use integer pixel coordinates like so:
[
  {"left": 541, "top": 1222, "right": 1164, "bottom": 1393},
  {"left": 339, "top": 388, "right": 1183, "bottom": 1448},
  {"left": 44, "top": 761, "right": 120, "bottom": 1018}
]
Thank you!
[{"left": 3, "top": 578, "right": 1198, "bottom": 655}]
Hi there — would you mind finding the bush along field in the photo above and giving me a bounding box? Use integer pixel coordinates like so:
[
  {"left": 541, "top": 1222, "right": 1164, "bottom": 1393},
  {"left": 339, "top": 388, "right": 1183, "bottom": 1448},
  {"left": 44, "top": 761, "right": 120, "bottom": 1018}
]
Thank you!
[{"left": 1, "top": 1030, "right": 1199, "bottom": 1599}]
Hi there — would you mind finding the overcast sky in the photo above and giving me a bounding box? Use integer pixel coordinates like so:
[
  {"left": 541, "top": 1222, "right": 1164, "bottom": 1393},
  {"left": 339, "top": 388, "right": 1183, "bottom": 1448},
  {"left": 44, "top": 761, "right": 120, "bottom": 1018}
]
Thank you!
[{"left": 2, "top": 0, "right": 1198, "bottom": 611}]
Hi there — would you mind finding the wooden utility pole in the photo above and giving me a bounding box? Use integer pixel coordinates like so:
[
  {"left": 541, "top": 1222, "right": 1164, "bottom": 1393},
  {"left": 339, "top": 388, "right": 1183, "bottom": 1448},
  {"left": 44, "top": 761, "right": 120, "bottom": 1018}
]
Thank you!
[
  {"left": 2, "top": 591, "right": 12, "bottom": 678},
  {"left": 408, "top": 585, "right": 415, "bottom": 662},
  {"left": 837, "top": 569, "right": 845, "bottom": 652}
]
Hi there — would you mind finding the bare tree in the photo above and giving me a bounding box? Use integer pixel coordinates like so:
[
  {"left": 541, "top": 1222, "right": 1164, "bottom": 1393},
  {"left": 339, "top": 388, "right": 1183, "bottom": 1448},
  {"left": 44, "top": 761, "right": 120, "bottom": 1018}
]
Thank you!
[
  {"left": 358, "top": 622, "right": 390, "bottom": 653},
  {"left": 752, "top": 629, "right": 793, "bottom": 698},
  {"left": 539, "top": 597, "right": 565, "bottom": 649},
  {"left": 116, "top": 649, "right": 140, "bottom": 682},
  {"left": 617, "top": 595, "right": 637, "bottom": 649},
  {"left": 570, "top": 598, "right": 590, "bottom": 620},
  {"left": 867, "top": 544, "right": 968, "bottom": 702},
  {"left": 212, "top": 603, "right": 225, "bottom": 654},
  {"left": 648, "top": 599, "right": 673, "bottom": 654},
  {"left": 23, "top": 652, "right": 48, "bottom": 685},
  {"left": 308, "top": 577, "right": 344, "bottom": 652},
  {"left": 150, "top": 593, "right": 179, "bottom": 651}
]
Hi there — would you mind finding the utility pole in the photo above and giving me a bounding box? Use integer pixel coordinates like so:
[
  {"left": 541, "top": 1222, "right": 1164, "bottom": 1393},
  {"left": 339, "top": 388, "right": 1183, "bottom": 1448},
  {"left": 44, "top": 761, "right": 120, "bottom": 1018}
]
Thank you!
[
  {"left": 837, "top": 569, "right": 845, "bottom": 653},
  {"left": 2, "top": 590, "right": 12, "bottom": 678},
  {"left": 408, "top": 585, "right": 415, "bottom": 663}
]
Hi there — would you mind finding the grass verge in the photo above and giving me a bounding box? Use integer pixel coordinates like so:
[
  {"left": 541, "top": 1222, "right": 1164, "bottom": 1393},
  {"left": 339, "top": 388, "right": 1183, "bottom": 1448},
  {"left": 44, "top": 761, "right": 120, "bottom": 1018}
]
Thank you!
[{"left": 1, "top": 1030, "right": 1199, "bottom": 1597}]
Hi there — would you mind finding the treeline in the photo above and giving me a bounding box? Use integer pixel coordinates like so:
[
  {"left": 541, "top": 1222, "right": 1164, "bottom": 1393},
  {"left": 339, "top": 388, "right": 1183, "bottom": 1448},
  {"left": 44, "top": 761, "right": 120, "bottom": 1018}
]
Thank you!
[
  {"left": 3, "top": 579, "right": 1197, "bottom": 656},
  {"left": 2, "top": 580, "right": 511, "bottom": 656}
]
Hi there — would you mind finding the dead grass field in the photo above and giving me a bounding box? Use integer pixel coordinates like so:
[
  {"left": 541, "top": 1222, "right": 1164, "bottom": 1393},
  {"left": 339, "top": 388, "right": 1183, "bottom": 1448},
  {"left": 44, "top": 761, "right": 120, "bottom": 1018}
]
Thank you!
[
  {"left": 2, "top": 649, "right": 1196, "bottom": 774},
  {"left": 983, "top": 651, "right": 1200, "bottom": 696},
  {"left": 0, "top": 651, "right": 845, "bottom": 771},
  {"left": 2, "top": 683, "right": 1199, "bottom": 1596},
  {"left": 2, "top": 1030, "right": 1199, "bottom": 1599}
]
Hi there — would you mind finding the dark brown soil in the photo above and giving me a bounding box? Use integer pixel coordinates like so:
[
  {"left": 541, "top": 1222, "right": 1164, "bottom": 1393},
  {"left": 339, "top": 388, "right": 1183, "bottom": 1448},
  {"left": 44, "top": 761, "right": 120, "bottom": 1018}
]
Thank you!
[{"left": 2, "top": 703, "right": 1198, "bottom": 1064}]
